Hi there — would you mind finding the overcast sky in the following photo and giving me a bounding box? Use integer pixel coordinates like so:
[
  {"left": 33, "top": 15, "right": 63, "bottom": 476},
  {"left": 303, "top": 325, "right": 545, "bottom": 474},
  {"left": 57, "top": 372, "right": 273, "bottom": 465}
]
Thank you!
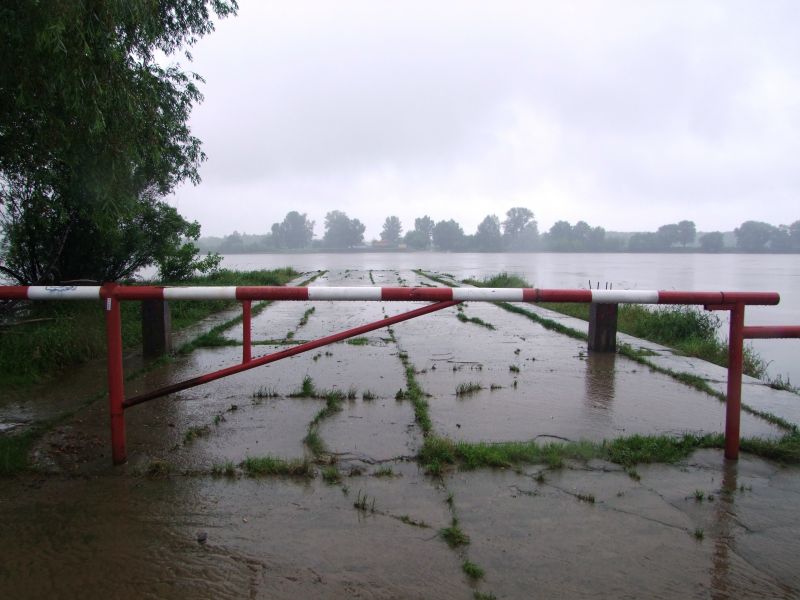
[{"left": 168, "top": 0, "right": 800, "bottom": 240}]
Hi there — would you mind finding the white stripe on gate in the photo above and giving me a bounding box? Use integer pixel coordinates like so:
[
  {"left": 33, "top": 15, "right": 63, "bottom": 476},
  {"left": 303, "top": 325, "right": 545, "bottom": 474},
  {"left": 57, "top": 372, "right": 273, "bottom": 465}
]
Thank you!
[
  {"left": 452, "top": 288, "right": 524, "bottom": 302},
  {"left": 591, "top": 290, "right": 659, "bottom": 304},
  {"left": 164, "top": 287, "right": 238, "bottom": 300},
  {"left": 28, "top": 286, "right": 102, "bottom": 300},
  {"left": 308, "top": 287, "right": 382, "bottom": 301}
]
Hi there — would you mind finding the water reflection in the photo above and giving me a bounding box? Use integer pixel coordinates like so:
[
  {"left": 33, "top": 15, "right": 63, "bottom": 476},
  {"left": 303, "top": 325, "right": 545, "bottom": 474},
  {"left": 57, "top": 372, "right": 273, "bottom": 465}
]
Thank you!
[
  {"left": 584, "top": 352, "right": 616, "bottom": 426},
  {"left": 711, "top": 460, "right": 738, "bottom": 600}
]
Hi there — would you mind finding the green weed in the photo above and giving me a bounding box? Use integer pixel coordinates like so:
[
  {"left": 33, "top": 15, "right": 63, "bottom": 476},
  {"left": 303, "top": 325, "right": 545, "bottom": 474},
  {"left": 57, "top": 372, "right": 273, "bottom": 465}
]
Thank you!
[
  {"left": 211, "top": 461, "right": 236, "bottom": 477},
  {"left": 298, "top": 307, "right": 315, "bottom": 328},
  {"left": 353, "top": 489, "right": 376, "bottom": 512},
  {"left": 252, "top": 386, "right": 279, "bottom": 399},
  {"left": 322, "top": 465, "right": 341, "bottom": 484},
  {"left": 290, "top": 375, "right": 318, "bottom": 398},
  {"left": 183, "top": 424, "right": 211, "bottom": 444},
  {"left": 455, "top": 312, "right": 496, "bottom": 330},
  {"left": 462, "top": 560, "right": 485, "bottom": 580},
  {"left": 241, "top": 456, "right": 312, "bottom": 477},
  {"left": 456, "top": 382, "right": 483, "bottom": 396},
  {"left": 145, "top": 458, "right": 172, "bottom": 477},
  {"left": 463, "top": 272, "right": 530, "bottom": 288},
  {"left": 440, "top": 519, "right": 470, "bottom": 547},
  {"left": 304, "top": 430, "right": 326, "bottom": 455},
  {"left": 347, "top": 337, "right": 370, "bottom": 346}
]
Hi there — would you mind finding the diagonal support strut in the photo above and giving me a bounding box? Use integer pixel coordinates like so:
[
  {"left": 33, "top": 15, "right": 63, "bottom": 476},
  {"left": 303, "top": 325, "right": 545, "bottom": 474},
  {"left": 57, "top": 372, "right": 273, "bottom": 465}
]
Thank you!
[{"left": 123, "top": 300, "right": 460, "bottom": 408}]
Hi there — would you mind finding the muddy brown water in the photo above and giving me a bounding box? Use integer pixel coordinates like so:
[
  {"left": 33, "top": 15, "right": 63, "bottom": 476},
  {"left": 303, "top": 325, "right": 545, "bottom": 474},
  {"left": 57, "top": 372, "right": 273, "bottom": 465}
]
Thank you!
[{"left": 1, "top": 268, "right": 799, "bottom": 598}]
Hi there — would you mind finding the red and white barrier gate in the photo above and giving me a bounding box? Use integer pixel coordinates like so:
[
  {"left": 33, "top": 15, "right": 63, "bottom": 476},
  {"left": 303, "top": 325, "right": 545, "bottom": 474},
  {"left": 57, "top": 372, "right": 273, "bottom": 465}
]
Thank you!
[{"left": 2, "top": 284, "right": 797, "bottom": 465}]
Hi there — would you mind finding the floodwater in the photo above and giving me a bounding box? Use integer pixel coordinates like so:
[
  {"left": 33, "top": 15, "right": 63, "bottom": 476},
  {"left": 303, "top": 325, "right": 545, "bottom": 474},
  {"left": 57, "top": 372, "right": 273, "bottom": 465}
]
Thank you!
[
  {"left": 2, "top": 268, "right": 799, "bottom": 598},
  {"left": 219, "top": 252, "right": 800, "bottom": 383}
]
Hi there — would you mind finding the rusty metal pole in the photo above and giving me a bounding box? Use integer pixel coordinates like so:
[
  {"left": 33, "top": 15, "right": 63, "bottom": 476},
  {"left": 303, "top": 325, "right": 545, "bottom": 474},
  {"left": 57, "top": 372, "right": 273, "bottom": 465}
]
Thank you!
[
  {"left": 242, "top": 300, "right": 252, "bottom": 363},
  {"left": 725, "top": 303, "right": 745, "bottom": 460},
  {"left": 102, "top": 283, "right": 127, "bottom": 465}
]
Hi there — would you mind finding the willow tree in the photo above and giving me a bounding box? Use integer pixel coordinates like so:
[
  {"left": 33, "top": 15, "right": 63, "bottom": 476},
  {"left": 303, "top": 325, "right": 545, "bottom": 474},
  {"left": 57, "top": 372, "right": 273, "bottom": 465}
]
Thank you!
[{"left": 0, "top": 1, "right": 237, "bottom": 283}]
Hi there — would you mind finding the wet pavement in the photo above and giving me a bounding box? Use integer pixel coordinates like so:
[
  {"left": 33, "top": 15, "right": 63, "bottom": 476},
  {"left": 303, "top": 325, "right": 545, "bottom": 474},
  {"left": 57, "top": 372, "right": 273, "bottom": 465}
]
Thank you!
[{"left": 1, "top": 269, "right": 799, "bottom": 599}]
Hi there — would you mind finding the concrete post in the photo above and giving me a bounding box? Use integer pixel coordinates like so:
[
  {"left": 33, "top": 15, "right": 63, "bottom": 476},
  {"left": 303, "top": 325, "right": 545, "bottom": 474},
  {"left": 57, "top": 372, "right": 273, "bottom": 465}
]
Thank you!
[
  {"left": 588, "top": 303, "right": 618, "bottom": 352},
  {"left": 141, "top": 299, "right": 171, "bottom": 358}
]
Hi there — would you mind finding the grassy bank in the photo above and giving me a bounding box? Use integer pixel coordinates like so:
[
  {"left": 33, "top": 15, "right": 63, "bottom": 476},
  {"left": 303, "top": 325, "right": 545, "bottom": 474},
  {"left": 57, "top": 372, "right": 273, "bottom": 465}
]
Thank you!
[
  {"left": 0, "top": 267, "right": 298, "bottom": 388},
  {"left": 463, "top": 272, "right": 766, "bottom": 378}
]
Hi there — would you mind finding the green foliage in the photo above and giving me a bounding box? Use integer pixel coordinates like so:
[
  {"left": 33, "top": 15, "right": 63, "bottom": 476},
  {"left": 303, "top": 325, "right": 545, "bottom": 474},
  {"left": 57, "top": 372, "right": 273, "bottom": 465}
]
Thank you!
[
  {"left": 735, "top": 221, "right": 776, "bottom": 252},
  {"left": 380, "top": 216, "right": 403, "bottom": 245},
  {"left": 432, "top": 219, "right": 465, "bottom": 251},
  {"left": 323, "top": 210, "right": 365, "bottom": 248},
  {"left": 699, "top": 231, "right": 725, "bottom": 252},
  {"left": 502, "top": 207, "right": 538, "bottom": 251},
  {"left": 475, "top": 215, "right": 503, "bottom": 251},
  {"left": 0, "top": 1, "right": 237, "bottom": 284},
  {"left": 271, "top": 211, "right": 314, "bottom": 249},
  {"left": 0, "top": 268, "right": 296, "bottom": 388}
]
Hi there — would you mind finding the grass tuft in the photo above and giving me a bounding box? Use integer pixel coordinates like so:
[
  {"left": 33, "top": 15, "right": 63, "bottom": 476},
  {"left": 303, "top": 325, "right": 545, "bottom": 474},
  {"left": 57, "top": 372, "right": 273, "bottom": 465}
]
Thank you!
[
  {"left": 322, "top": 465, "right": 341, "bottom": 484},
  {"left": 211, "top": 461, "right": 236, "bottom": 477},
  {"left": 183, "top": 424, "right": 211, "bottom": 444},
  {"left": 456, "top": 382, "right": 483, "bottom": 396},
  {"left": 440, "top": 519, "right": 470, "bottom": 547},
  {"left": 241, "top": 455, "right": 313, "bottom": 477},
  {"left": 462, "top": 560, "right": 485, "bottom": 580},
  {"left": 290, "top": 375, "right": 318, "bottom": 398}
]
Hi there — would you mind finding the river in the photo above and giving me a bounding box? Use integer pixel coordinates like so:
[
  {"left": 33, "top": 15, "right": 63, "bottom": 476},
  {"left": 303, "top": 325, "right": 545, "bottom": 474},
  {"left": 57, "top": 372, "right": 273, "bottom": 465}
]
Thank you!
[{"left": 216, "top": 252, "right": 799, "bottom": 383}]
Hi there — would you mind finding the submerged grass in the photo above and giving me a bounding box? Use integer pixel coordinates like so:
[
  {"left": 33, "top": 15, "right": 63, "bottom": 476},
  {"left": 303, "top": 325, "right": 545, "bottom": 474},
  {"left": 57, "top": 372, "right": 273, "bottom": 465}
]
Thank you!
[
  {"left": 419, "top": 431, "right": 800, "bottom": 472},
  {"left": 456, "top": 382, "right": 483, "bottom": 396},
  {"left": 455, "top": 312, "right": 496, "bottom": 330},
  {"left": 462, "top": 560, "right": 485, "bottom": 580},
  {"left": 440, "top": 519, "right": 470, "bottom": 547},
  {"left": 241, "top": 455, "right": 313, "bottom": 477},
  {"left": 0, "top": 429, "right": 39, "bottom": 476}
]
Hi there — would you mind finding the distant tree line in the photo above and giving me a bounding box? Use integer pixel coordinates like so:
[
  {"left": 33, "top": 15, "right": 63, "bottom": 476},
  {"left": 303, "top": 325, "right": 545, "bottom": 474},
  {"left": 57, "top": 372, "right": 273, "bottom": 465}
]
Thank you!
[{"left": 199, "top": 210, "right": 800, "bottom": 254}]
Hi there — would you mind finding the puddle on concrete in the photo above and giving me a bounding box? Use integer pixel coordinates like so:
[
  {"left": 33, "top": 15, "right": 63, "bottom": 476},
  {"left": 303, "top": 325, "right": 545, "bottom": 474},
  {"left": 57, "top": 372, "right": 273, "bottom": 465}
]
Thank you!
[
  {"left": 392, "top": 300, "right": 782, "bottom": 442},
  {"left": 447, "top": 450, "right": 800, "bottom": 598},
  {"left": 0, "top": 472, "right": 468, "bottom": 599}
]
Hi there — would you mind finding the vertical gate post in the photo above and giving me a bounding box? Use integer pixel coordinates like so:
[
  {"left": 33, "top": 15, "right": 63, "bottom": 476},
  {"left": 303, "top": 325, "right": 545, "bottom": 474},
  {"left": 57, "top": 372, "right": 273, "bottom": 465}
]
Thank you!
[
  {"left": 242, "top": 300, "right": 252, "bottom": 363},
  {"left": 102, "top": 283, "right": 127, "bottom": 465},
  {"left": 141, "top": 299, "right": 171, "bottom": 358},
  {"left": 588, "top": 303, "right": 618, "bottom": 352},
  {"left": 725, "top": 303, "right": 745, "bottom": 460}
]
